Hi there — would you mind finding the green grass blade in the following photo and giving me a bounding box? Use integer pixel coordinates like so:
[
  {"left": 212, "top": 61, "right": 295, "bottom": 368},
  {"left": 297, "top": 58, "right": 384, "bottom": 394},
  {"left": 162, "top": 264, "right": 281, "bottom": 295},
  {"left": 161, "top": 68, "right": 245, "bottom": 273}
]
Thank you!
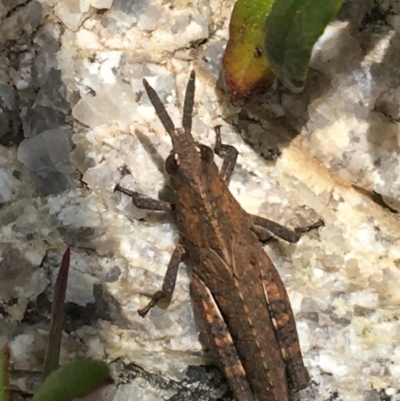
[
  {"left": 0, "top": 345, "right": 10, "bottom": 401},
  {"left": 41, "top": 248, "right": 70, "bottom": 381}
]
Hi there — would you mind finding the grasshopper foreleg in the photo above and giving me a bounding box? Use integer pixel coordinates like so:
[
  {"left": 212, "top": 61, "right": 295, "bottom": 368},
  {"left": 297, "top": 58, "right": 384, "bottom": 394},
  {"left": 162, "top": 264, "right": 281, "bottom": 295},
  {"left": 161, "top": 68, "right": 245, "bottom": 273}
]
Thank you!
[
  {"left": 213, "top": 125, "right": 238, "bottom": 185},
  {"left": 114, "top": 184, "right": 173, "bottom": 211}
]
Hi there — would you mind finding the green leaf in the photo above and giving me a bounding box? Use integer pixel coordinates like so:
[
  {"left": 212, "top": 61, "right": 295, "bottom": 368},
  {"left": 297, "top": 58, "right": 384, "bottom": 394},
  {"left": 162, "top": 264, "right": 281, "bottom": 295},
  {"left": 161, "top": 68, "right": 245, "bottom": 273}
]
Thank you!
[
  {"left": 0, "top": 345, "right": 10, "bottom": 401},
  {"left": 33, "top": 359, "right": 112, "bottom": 401},
  {"left": 41, "top": 248, "right": 70, "bottom": 381},
  {"left": 222, "top": 0, "right": 276, "bottom": 101},
  {"left": 265, "top": 0, "right": 344, "bottom": 92}
]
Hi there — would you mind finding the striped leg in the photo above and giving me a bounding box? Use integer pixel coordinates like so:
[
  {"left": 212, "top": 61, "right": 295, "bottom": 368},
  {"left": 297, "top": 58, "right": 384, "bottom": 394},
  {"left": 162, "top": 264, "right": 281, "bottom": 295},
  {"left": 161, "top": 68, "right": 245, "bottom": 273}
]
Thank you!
[{"left": 190, "top": 274, "right": 257, "bottom": 401}]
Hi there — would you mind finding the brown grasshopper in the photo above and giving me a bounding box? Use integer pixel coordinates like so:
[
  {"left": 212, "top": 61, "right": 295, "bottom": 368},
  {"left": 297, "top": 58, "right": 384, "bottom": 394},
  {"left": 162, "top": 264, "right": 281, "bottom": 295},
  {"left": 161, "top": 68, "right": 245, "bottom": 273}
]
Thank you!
[{"left": 115, "top": 71, "right": 323, "bottom": 401}]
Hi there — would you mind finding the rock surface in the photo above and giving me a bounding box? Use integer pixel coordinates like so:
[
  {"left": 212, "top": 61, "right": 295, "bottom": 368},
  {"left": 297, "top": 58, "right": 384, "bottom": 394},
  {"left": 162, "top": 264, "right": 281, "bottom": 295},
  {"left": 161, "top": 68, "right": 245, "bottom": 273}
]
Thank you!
[{"left": 1, "top": 1, "right": 400, "bottom": 401}]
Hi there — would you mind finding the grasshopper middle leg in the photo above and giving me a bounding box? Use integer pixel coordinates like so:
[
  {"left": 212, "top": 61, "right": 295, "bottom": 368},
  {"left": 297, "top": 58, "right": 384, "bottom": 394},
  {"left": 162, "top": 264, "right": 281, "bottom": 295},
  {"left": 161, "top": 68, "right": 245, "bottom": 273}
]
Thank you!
[
  {"left": 251, "top": 214, "right": 324, "bottom": 243},
  {"left": 212, "top": 126, "right": 324, "bottom": 242},
  {"left": 114, "top": 183, "right": 183, "bottom": 317},
  {"left": 138, "top": 243, "right": 185, "bottom": 317}
]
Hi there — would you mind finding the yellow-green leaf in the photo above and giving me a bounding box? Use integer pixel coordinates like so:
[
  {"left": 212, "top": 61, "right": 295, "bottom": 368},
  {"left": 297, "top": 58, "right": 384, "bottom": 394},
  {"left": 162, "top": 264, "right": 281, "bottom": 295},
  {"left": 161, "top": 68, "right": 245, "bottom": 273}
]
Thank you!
[
  {"left": 222, "top": 0, "right": 276, "bottom": 102},
  {"left": 265, "top": 0, "right": 344, "bottom": 92},
  {"left": 33, "top": 359, "right": 112, "bottom": 401}
]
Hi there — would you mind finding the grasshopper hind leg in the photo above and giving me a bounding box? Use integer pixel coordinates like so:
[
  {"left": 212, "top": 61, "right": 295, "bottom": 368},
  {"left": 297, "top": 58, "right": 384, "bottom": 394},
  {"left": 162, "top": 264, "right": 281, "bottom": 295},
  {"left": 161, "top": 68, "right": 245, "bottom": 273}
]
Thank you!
[{"left": 191, "top": 274, "right": 257, "bottom": 401}]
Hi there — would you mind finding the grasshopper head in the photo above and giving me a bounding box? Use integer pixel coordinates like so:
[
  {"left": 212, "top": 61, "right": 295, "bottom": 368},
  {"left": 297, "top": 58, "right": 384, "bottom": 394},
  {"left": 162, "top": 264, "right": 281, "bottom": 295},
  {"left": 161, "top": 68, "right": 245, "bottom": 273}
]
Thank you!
[{"left": 143, "top": 71, "right": 216, "bottom": 186}]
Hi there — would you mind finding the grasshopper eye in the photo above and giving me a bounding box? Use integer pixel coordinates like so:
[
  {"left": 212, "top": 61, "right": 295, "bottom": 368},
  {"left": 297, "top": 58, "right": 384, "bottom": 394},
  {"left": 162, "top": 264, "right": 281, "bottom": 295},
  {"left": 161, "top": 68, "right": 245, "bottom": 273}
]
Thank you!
[
  {"left": 165, "top": 153, "right": 179, "bottom": 174},
  {"left": 198, "top": 145, "right": 214, "bottom": 163}
]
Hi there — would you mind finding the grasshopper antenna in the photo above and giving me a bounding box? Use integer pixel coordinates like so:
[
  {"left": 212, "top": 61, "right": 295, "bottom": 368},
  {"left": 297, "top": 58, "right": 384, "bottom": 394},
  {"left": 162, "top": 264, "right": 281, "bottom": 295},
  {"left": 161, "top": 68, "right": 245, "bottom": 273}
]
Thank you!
[
  {"left": 182, "top": 70, "right": 195, "bottom": 135},
  {"left": 143, "top": 78, "right": 176, "bottom": 137}
]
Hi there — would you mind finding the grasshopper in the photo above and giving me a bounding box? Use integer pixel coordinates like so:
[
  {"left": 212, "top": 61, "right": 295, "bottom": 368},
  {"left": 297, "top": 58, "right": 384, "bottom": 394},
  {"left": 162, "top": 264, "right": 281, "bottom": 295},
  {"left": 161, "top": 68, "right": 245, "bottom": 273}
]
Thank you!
[{"left": 115, "top": 71, "right": 323, "bottom": 401}]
